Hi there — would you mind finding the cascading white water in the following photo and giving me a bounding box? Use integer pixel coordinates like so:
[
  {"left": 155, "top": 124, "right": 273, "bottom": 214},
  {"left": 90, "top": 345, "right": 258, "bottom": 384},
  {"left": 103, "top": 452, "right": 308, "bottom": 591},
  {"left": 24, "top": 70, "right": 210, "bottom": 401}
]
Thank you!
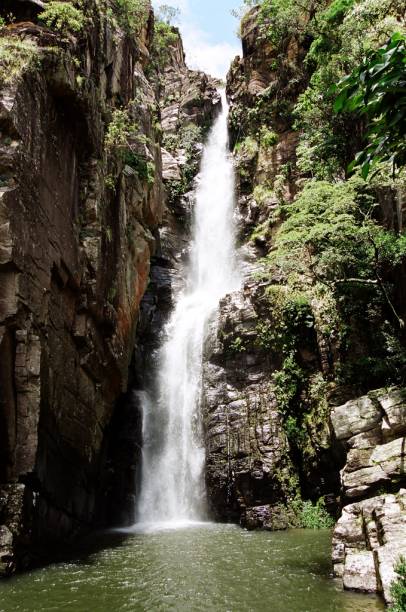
[{"left": 137, "top": 91, "right": 241, "bottom": 527}]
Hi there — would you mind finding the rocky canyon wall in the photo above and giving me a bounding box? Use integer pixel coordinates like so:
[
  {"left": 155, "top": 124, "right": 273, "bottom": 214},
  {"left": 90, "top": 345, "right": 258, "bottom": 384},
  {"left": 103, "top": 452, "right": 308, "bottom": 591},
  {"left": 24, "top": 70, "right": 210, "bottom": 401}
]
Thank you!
[
  {"left": 202, "top": 3, "right": 406, "bottom": 605},
  {"left": 0, "top": 1, "right": 219, "bottom": 575}
]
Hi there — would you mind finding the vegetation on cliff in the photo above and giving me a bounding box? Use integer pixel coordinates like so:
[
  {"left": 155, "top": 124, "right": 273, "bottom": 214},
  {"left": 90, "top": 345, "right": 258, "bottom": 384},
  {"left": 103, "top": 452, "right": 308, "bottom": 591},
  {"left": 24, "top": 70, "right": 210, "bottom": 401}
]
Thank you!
[{"left": 230, "top": 0, "right": 406, "bottom": 513}]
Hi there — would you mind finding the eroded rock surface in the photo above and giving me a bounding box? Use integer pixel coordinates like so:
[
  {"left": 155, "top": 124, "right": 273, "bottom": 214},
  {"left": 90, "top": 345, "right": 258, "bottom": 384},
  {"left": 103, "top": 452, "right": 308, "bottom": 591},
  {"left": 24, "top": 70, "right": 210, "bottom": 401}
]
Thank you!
[
  {"left": 0, "top": 6, "right": 163, "bottom": 573},
  {"left": 100, "top": 27, "right": 221, "bottom": 526},
  {"left": 201, "top": 283, "right": 337, "bottom": 524},
  {"left": 0, "top": 2, "right": 220, "bottom": 575},
  {"left": 333, "top": 491, "right": 406, "bottom": 603},
  {"left": 331, "top": 387, "right": 406, "bottom": 602},
  {"left": 331, "top": 387, "right": 406, "bottom": 500}
]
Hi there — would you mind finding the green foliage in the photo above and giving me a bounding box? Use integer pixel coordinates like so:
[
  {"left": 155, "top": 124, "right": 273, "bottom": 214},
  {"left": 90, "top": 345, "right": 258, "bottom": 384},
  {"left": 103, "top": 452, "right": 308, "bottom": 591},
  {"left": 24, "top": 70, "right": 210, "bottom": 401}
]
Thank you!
[
  {"left": 252, "top": 184, "right": 273, "bottom": 207},
  {"left": 270, "top": 178, "right": 406, "bottom": 287},
  {"left": 163, "top": 123, "right": 203, "bottom": 205},
  {"left": 294, "top": 0, "right": 406, "bottom": 179},
  {"left": 0, "top": 17, "right": 5, "bottom": 28},
  {"left": 229, "top": 336, "right": 246, "bottom": 354},
  {"left": 264, "top": 287, "right": 314, "bottom": 354},
  {"left": 115, "top": 0, "right": 149, "bottom": 35},
  {"left": 39, "top": 1, "right": 85, "bottom": 34},
  {"left": 152, "top": 20, "right": 179, "bottom": 65},
  {"left": 124, "top": 152, "right": 156, "bottom": 185},
  {"left": 165, "top": 179, "right": 186, "bottom": 207},
  {"left": 259, "top": 126, "right": 278, "bottom": 148},
  {"left": 390, "top": 556, "right": 406, "bottom": 612},
  {"left": 320, "top": 0, "right": 354, "bottom": 25},
  {"left": 0, "top": 38, "right": 40, "bottom": 84},
  {"left": 257, "top": 0, "right": 315, "bottom": 48},
  {"left": 105, "top": 174, "right": 116, "bottom": 191},
  {"left": 105, "top": 108, "right": 155, "bottom": 185},
  {"left": 334, "top": 33, "right": 406, "bottom": 177},
  {"left": 235, "top": 136, "right": 259, "bottom": 159},
  {"left": 254, "top": 320, "right": 273, "bottom": 349},
  {"left": 299, "top": 498, "right": 335, "bottom": 529},
  {"left": 105, "top": 108, "right": 137, "bottom": 150},
  {"left": 273, "top": 354, "right": 305, "bottom": 415}
]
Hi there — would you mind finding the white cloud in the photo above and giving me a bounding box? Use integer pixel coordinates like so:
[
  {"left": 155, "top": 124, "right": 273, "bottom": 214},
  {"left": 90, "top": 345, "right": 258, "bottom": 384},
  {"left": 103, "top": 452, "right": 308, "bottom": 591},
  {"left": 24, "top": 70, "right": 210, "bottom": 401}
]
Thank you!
[
  {"left": 181, "top": 24, "right": 241, "bottom": 79},
  {"left": 152, "top": 1, "right": 241, "bottom": 79}
]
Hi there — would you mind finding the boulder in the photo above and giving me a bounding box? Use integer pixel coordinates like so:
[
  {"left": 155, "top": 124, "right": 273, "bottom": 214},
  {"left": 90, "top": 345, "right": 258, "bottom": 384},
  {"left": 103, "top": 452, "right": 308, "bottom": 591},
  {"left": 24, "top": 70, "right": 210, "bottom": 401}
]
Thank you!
[
  {"left": 343, "top": 551, "right": 378, "bottom": 592},
  {"left": 331, "top": 396, "right": 382, "bottom": 441},
  {"left": 333, "top": 490, "right": 406, "bottom": 603}
]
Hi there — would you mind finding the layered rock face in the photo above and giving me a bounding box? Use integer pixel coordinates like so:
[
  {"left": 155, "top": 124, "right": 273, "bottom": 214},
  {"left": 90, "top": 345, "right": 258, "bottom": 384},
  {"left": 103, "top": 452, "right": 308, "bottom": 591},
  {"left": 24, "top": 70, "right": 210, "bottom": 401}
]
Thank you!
[
  {"left": 202, "top": 7, "right": 338, "bottom": 526},
  {"left": 104, "top": 30, "right": 221, "bottom": 525},
  {"left": 0, "top": 2, "right": 219, "bottom": 575},
  {"left": 203, "top": 289, "right": 296, "bottom": 525},
  {"left": 0, "top": 4, "right": 163, "bottom": 574},
  {"left": 202, "top": 4, "right": 406, "bottom": 603},
  {"left": 331, "top": 387, "right": 406, "bottom": 603}
]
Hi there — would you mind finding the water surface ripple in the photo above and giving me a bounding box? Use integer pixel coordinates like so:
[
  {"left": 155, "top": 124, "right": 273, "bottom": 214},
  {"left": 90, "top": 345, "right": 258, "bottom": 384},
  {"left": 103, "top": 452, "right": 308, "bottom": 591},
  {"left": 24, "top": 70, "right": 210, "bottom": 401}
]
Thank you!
[{"left": 0, "top": 525, "right": 384, "bottom": 612}]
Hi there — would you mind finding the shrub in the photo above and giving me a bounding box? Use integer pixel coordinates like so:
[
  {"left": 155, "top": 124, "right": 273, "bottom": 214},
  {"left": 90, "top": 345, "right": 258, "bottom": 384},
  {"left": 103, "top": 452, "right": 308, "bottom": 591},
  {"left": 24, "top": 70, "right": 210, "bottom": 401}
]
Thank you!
[
  {"left": 299, "top": 498, "right": 335, "bottom": 529},
  {"left": 105, "top": 108, "right": 137, "bottom": 150},
  {"left": 270, "top": 178, "right": 406, "bottom": 288},
  {"left": 0, "top": 39, "right": 40, "bottom": 84},
  {"left": 273, "top": 354, "right": 305, "bottom": 414},
  {"left": 124, "top": 152, "right": 155, "bottom": 185},
  {"left": 235, "top": 136, "right": 258, "bottom": 159},
  {"left": 334, "top": 33, "right": 406, "bottom": 177},
  {"left": 115, "top": 0, "right": 149, "bottom": 36},
  {"left": 229, "top": 336, "right": 246, "bottom": 354},
  {"left": 390, "top": 556, "right": 406, "bottom": 612},
  {"left": 259, "top": 126, "right": 278, "bottom": 148},
  {"left": 152, "top": 20, "right": 179, "bottom": 65},
  {"left": 39, "top": 1, "right": 85, "bottom": 34},
  {"left": 105, "top": 108, "right": 155, "bottom": 185}
]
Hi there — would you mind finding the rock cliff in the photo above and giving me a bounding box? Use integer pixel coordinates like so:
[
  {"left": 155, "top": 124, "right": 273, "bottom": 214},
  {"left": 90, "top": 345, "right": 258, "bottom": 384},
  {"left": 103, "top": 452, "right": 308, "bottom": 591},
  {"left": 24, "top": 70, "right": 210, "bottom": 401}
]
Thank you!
[
  {"left": 203, "top": 5, "right": 338, "bottom": 527},
  {"left": 201, "top": 2, "right": 406, "bottom": 605},
  {"left": 103, "top": 26, "right": 220, "bottom": 527},
  {"left": 0, "top": 1, "right": 219, "bottom": 575},
  {"left": 331, "top": 387, "right": 406, "bottom": 603}
]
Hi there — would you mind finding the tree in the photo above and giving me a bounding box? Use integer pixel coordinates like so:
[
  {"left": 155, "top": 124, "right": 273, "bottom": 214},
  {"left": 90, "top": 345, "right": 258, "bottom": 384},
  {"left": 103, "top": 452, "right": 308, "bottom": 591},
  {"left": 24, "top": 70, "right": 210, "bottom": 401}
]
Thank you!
[
  {"left": 156, "top": 4, "right": 180, "bottom": 25},
  {"left": 333, "top": 33, "right": 406, "bottom": 178},
  {"left": 39, "top": 1, "right": 85, "bottom": 34}
]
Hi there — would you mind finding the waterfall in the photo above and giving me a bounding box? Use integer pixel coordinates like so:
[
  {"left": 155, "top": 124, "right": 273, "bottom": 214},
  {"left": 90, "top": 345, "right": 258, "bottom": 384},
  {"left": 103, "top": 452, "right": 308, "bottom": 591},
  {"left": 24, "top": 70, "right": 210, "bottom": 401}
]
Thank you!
[{"left": 137, "top": 91, "right": 241, "bottom": 527}]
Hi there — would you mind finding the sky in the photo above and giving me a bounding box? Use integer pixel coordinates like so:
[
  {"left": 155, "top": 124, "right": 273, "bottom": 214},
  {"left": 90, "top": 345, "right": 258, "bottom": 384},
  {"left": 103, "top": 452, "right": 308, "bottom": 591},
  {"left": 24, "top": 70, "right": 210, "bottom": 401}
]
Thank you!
[{"left": 152, "top": 0, "right": 243, "bottom": 78}]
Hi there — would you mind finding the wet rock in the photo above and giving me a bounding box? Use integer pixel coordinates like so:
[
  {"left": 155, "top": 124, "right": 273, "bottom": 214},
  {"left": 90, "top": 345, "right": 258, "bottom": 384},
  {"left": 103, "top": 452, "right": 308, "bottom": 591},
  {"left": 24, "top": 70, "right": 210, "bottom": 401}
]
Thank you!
[
  {"left": 244, "top": 504, "right": 296, "bottom": 531},
  {"left": 0, "top": 2, "right": 165, "bottom": 571},
  {"left": 201, "top": 289, "right": 299, "bottom": 523}
]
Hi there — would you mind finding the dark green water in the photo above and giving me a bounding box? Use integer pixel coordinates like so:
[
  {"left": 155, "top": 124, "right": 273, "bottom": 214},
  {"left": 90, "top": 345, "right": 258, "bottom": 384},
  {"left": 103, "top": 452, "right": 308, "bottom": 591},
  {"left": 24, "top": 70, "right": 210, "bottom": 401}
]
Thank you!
[{"left": 0, "top": 524, "right": 384, "bottom": 612}]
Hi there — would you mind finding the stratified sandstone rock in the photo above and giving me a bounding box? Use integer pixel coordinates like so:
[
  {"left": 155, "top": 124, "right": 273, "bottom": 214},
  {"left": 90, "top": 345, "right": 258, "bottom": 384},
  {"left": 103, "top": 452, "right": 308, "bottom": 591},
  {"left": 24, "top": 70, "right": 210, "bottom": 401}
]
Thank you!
[
  {"left": 332, "top": 491, "right": 406, "bottom": 603},
  {"left": 331, "top": 387, "right": 406, "bottom": 602},
  {"left": 202, "top": 288, "right": 301, "bottom": 524},
  {"left": 332, "top": 395, "right": 383, "bottom": 441},
  {"left": 0, "top": 1, "right": 163, "bottom": 574},
  {"left": 331, "top": 387, "right": 406, "bottom": 500},
  {"left": 343, "top": 551, "right": 378, "bottom": 592}
]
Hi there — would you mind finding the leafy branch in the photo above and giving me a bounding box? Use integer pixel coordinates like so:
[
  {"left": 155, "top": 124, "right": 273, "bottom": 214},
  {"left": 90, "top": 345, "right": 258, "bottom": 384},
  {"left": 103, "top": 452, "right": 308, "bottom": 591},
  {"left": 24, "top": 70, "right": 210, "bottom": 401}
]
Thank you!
[{"left": 333, "top": 32, "right": 406, "bottom": 178}]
